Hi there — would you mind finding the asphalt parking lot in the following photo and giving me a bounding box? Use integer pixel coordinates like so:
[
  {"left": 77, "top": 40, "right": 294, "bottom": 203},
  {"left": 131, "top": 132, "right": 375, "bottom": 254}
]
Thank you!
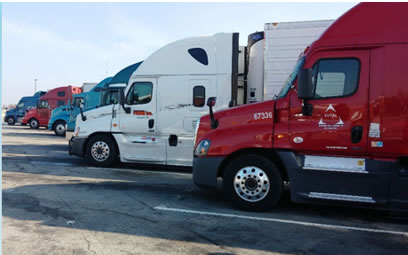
[{"left": 2, "top": 124, "right": 408, "bottom": 255}]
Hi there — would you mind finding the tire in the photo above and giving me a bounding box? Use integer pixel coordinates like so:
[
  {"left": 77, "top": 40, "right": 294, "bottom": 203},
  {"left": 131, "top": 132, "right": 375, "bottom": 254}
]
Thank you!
[
  {"left": 29, "top": 118, "right": 39, "bottom": 129},
  {"left": 53, "top": 120, "right": 66, "bottom": 136},
  {"left": 7, "top": 117, "right": 15, "bottom": 125},
  {"left": 223, "top": 154, "right": 282, "bottom": 211},
  {"left": 86, "top": 135, "right": 118, "bottom": 167}
]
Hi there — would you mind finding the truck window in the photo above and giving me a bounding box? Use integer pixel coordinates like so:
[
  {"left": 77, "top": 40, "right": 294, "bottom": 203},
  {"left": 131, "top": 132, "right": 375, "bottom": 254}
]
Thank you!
[
  {"left": 193, "top": 86, "right": 205, "bottom": 107},
  {"left": 102, "top": 89, "right": 120, "bottom": 106},
  {"left": 278, "top": 57, "right": 305, "bottom": 99},
  {"left": 73, "top": 97, "right": 83, "bottom": 107},
  {"left": 313, "top": 58, "right": 360, "bottom": 98},
  {"left": 17, "top": 102, "right": 25, "bottom": 108},
  {"left": 57, "top": 91, "right": 65, "bottom": 97},
  {"left": 57, "top": 100, "right": 65, "bottom": 106},
  {"left": 38, "top": 100, "right": 48, "bottom": 109},
  {"left": 188, "top": 48, "right": 209, "bottom": 66},
  {"left": 126, "top": 82, "right": 153, "bottom": 105}
]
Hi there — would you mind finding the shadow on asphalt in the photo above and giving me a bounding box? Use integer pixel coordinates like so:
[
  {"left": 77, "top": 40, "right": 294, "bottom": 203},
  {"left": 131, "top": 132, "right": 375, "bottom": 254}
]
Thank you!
[{"left": 2, "top": 181, "right": 408, "bottom": 255}]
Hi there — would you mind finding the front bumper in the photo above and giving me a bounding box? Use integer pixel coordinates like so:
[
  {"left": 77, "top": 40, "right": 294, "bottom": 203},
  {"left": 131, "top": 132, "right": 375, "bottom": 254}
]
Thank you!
[
  {"left": 69, "top": 136, "right": 87, "bottom": 157},
  {"left": 65, "top": 131, "right": 74, "bottom": 141},
  {"left": 192, "top": 156, "right": 225, "bottom": 190}
]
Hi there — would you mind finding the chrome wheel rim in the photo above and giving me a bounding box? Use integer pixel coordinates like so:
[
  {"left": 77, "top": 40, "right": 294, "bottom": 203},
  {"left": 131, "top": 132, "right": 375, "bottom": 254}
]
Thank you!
[
  {"left": 91, "top": 141, "right": 110, "bottom": 162},
  {"left": 234, "top": 166, "right": 270, "bottom": 202},
  {"left": 56, "top": 123, "right": 65, "bottom": 135},
  {"left": 7, "top": 118, "right": 14, "bottom": 125}
]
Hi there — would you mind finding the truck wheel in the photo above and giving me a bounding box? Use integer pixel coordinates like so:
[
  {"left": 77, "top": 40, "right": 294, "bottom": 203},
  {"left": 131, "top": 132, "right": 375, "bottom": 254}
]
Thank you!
[
  {"left": 29, "top": 118, "right": 39, "bottom": 129},
  {"left": 6, "top": 117, "right": 15, "bottom": 125},
  {"left": 223, "top": 154, "right": 282, "bottom": 211},
  {"left": 53, "top": 120, "right": 66, "bottom": 136},
  {"left": 86, "top": 135, "right": 118, "bottom": 167}
]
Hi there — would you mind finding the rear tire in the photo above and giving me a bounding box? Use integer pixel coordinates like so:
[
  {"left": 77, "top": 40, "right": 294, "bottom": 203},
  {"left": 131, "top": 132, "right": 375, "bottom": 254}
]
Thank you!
[
  {"left": 29, "top": 118, "right": 39, "bottom": 129},
  {"left": 53, "top": 120, "right": 66, "bottom": 136},
  {"left": 223, "top": 154, "right": 282, "bottom": 211},
  {"left": 7, "top": 117, "right": 15, "bottom": 125},
  {"left": 86, "top": 135, "right": 118, "bottom": 167}
]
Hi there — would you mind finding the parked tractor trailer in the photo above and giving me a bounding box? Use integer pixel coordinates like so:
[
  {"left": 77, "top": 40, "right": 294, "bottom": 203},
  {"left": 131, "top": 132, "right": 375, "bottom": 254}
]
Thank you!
[
  {"left": 68, "top": 20, "right": 333, "bottom": 167},
  {"left": 193, "top": 2, "right": 408, "bottom": 212}
]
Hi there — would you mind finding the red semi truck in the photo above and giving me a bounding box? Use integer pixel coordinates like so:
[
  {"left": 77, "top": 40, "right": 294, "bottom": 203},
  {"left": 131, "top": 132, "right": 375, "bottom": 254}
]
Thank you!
[
  {"left": 193, "top": 3, "right": 408, "bottom": 212},
  {"left": 22, "top": 85, "right": 82, "bottom": 129}
]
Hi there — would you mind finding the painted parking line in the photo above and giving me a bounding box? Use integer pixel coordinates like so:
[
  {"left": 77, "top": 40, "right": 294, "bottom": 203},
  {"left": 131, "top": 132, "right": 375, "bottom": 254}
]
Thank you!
[
  {"left": 154, "top": 206, "right": 408, "bottom": 237},
  {"left": 30, "top": 161, "right": 73, "bottom": 166}
]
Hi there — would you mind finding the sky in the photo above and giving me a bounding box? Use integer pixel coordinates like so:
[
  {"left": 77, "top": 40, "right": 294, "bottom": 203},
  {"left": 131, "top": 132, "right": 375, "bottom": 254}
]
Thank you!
[{"left": 2, "top": 2, "right": 357, "bottom": 106}]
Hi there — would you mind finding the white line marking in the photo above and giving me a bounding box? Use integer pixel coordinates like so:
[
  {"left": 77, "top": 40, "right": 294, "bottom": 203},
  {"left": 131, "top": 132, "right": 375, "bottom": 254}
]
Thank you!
[
  {"left": 30, "top": 161, "right": 73, "bottom": 166},
  {"left": 154, "top": 206, "right": 408, "bottom": 237}
]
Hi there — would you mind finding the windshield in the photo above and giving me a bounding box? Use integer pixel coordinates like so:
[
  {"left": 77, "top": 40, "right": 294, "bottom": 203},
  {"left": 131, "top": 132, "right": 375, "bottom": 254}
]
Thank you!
[{"left": 277, "top": 57, "right": 305, "bottom": 99}]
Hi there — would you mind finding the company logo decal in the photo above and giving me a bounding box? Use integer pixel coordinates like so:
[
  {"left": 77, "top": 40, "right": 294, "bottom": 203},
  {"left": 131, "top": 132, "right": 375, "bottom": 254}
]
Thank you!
[
  {"left": 293, "top": 137, "right": 304, "bottom": 144},
  {"left": 133, "top": 110, "right": 153, "bottom": 116},
  {"left": 318, "top": 104, "right": 344, "bottom": 130}
]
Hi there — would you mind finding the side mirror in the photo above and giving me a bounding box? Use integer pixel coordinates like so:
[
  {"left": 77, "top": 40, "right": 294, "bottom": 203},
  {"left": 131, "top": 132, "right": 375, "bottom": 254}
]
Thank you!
[
  {"left": 297, "top": 68, "right": 315, "bottom": 100},
  {"left": 206, "top": 97, "right": 218, "bottom": 129},
  {"left": 119, "top": 89, "right": 131, "bottom": 114},
  {"left": 297, "top": 68, "right": 315, "bottom": 116},
  {"left": 207, "top": 97, "right": 216, "bottom": 107}
]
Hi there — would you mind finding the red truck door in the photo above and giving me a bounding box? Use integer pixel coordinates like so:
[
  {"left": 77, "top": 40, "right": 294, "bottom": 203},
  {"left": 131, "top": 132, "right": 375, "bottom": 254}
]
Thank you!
[{"left": 288, "top": 50, "right": 390, "bottom": 206}]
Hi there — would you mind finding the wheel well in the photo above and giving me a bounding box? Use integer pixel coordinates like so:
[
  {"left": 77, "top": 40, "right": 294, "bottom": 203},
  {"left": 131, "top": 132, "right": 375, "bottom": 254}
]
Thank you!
[
  {"left": 29, "top": 117, "right": 38, "bottom": 122},
  {"left": 217, "top": 148, "right": 289, "bottom": 182},
  {"left": 52, "top": 119, "right": 66, "bottom": 129},
  {"left": 84, "top": 132, "right": 120, "bottom": 157}
]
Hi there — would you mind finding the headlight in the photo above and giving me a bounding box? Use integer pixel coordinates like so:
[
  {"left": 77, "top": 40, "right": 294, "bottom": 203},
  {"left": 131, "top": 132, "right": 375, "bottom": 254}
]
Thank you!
[
  {"left": 194, "top": 139, "right": 210, "bottom": 157},
  {"left": 193, "top": 119, "right": 200, "bottom": 145}
]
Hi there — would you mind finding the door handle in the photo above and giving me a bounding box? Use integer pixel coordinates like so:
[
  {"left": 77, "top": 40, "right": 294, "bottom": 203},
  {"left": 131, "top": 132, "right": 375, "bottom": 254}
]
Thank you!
[
  {"left": 351, "top": 126, "right": 363, "bottom": 144},
  {"left": 148, "top": 119, "right": 154, "bottom": 129}
]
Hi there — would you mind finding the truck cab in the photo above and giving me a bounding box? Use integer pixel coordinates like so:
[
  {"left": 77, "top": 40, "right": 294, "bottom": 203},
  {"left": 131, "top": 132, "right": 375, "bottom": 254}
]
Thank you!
[
  {"left": 193, "top": 3, "right": 408, "bottom": 212},
  {"left": 4, "top": 91, "right": 46, "bottom": 125},
  {"left": 69, "top": 33, "right": 239, "bottom": 167},
  {"left": 22, "top": 85, "right": 81, "bottom": 129},
  {"left": 49, "top": 78, "right": 115, "bottom": 136},
  {"left": 48, "top": 93, "right": 85, "bottom": 136}
]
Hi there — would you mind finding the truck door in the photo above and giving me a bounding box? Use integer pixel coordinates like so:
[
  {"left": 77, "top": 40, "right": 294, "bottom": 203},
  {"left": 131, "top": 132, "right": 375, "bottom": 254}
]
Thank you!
[
  {"left": 117, "top": 78, "right": 166, "bottom": 163},
  {"left": 37, "top": 100, "right": 51, "bottom": 124},
  {"left": 288, "top": 50, "right": 390, "bottom": 206}
]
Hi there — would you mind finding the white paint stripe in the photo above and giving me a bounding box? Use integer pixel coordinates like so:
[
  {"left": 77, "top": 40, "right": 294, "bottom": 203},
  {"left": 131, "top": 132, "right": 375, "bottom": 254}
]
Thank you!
[
  {"left": 154, "top": 206, "right": 408, "bottom": 237},
  {"left": 31, "top": 161, "right": 73, "bottom": 166}
]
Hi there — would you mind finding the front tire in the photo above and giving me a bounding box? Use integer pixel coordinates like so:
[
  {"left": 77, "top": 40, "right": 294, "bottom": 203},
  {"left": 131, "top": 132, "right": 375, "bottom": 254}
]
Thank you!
[
  {"left": 29, "top": 118, "right": 39, "bottom": 129},
  {"left": 53, "top": 120, "right": 66, "bottom": 136},
  {"left": 7, "top": 117, "right": 15, "bottom": 125},
  {"left": 86, "top": 135, "right": 118, "bottom": 167},
  {"left": 223, "top": 154, "right": 282, "bottom": 211}
]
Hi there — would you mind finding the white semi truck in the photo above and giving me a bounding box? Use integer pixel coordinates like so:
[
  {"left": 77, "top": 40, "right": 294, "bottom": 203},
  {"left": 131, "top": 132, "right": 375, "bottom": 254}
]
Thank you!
[{"left": 69, "top": 20, "right": 333, "bottom": 167}]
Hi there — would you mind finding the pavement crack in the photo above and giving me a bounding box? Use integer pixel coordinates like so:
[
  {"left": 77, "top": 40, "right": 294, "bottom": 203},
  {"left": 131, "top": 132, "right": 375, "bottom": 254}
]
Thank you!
[{"left": 82, "top": 233, "right": 96, "bottom": 255}]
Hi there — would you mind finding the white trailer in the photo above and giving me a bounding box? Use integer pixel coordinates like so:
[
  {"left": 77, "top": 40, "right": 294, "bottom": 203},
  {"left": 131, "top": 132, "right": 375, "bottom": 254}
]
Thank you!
[
  {"left": 246, "top": 20, "right": 334, "bottom": 103},
  {"left": 70, "top": 33, "right": 239, "bottom": 167}
]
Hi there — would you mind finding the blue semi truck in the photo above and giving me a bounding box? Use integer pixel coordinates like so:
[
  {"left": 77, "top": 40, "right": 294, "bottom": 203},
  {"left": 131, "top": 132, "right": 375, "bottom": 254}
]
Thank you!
[{"left": 4, "top": 91, "right": 46, "bottom": 125}]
